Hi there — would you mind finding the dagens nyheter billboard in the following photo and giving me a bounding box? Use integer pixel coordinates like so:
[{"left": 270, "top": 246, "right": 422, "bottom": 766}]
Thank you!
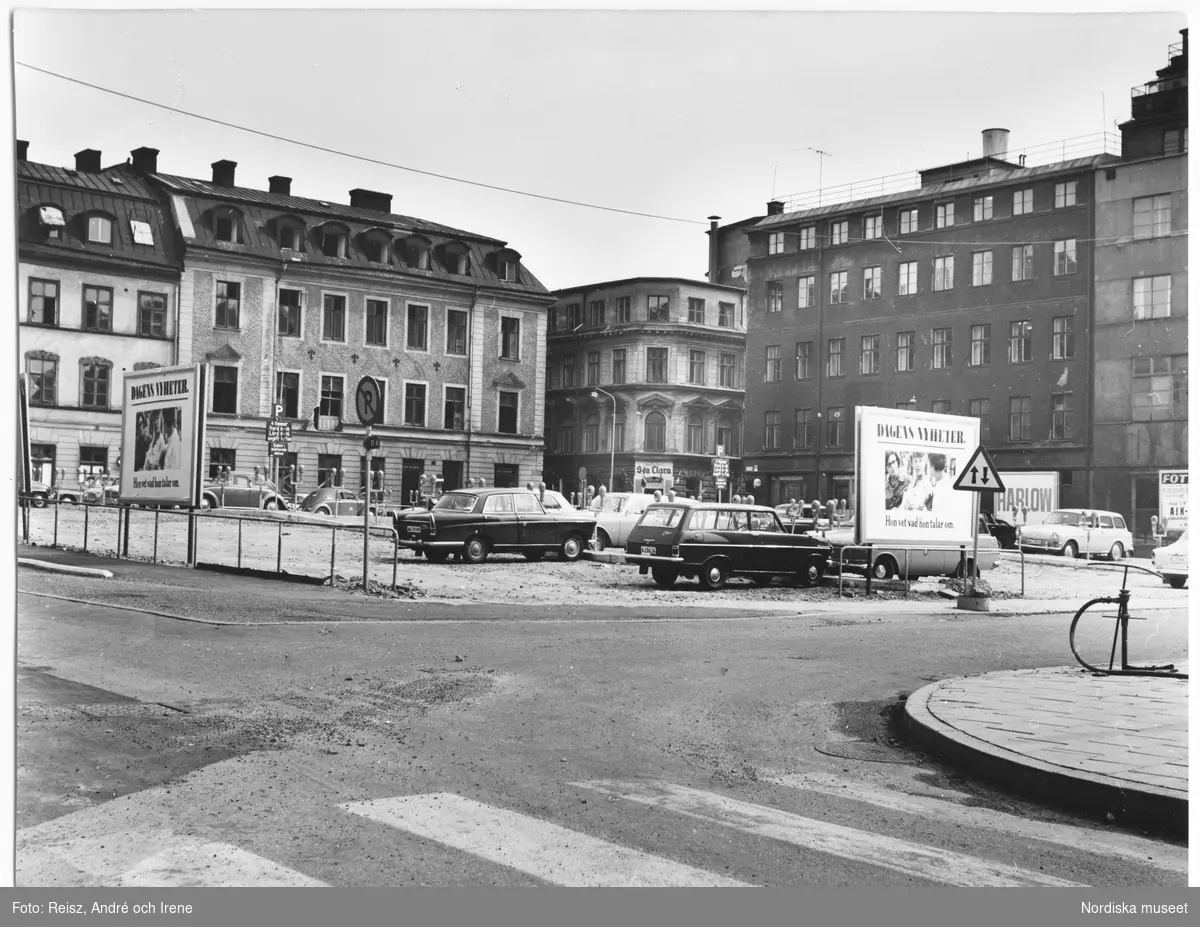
[
  {"left": 119, "top": 364, "right": 207, "bottom": 507},
  {"left": 856, "top": 406, "right": 980, "bottom": 547}
]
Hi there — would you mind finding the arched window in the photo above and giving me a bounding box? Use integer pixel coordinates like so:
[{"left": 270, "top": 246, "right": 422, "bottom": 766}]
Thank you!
[
  {"left": 687, "top": 412, "right": 704, "bottom": 454},
  {"left": 717, "top": 416, "right": 736, "bottom": 457},
  {"left": 405, "top": 235, "right": 432, "bottom": 270},
  {"left": 644, "top": 411, "right": 667, "bottom": 453},
  {"left": 275, "top": 216, "right": 306, "bottom": 252},
  {"left": 361, "top": 229, "right": 392, "bottom": 263},
  {"left": 443, "top": 241, "right": 470, "bottom": 276},
  {"left": 318, "top": 223, "right": 349, "bottom": 258}
]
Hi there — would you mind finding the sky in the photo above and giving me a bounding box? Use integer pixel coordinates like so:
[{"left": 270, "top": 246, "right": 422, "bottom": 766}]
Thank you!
[{"left": 8, "top": 5, "right": 1188, "bottom": 291}]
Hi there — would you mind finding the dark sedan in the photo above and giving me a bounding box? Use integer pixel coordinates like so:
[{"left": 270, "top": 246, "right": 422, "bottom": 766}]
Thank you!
[
  {"left": 622, "top": 502, "right": 833, "bottom": 590},
  {"left": 978, "top": 511, "right": 1018, "bottom": 550},
  {"left": 393, "top": 488, "right": 596, "bottom": 564}
]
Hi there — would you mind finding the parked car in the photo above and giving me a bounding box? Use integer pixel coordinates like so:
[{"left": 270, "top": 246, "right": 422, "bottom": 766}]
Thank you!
[
  {"left": 824, "top": 525, "right": 1001, "bottom": 580},
  {"left": 201, "top": 472, "right": 287, "bottom": 510},
  {"left": 978, "top": 511, "right": 1019, "bottom": 550},
  {"left": 298, "top": 485, "right": 366, "bottom": 517},
  {"left": 589, "top": 492, "right": 692, "bottom": 550},
  {"left": 774, "top": 503, "right": 854, "bottom": 536},
  {"left": 393, "top": 488, "right": 596, "bottom": 563},
  {"left": 1152, "top": 530, "right": 1188, "bottom": 589},
  {"left": 540, "top": 489, "right": 594, "bottom": 517},
  {"left": 621, "top": 502, "right": 833, "bottom": 590},
  {"left": 25, "top": 479, "right": 52, "bottom": 507},
  {"left": 55, "top": 474, "right": 119, "bottom": 506},
  {"left": 1017, "top": 508, "right": 1133, "bottom": 560}
]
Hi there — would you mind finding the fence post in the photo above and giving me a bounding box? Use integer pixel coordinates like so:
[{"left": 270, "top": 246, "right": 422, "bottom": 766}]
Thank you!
[
  {"left": 865, "top": 544, "right": 874, "bottom": 596},
  {"left": 123, "top": 504, "right": 131, "bottom": 557},
  {"left": 277, "top": 521, "right": 283, "bottom": 575},
  {"left": 153, "top": 509, "right": 160, "bottom": 564},
  {"left": 903, "top": 549, "right": 911, "bottom": 598},
  {"left": 83, "top": 504, "right": 90, "bottom": 552},
  {"left": 115, "top": 506, "right": 122, "bottom": 559},
  {"left": 392, "top": 529, "right": 398, "bottom": 589},
  {"left": 52, "top": 502, "right": 59, "bottom": 549},
  {"left": 330, "top": 525, "right": 337, "bottom": 583},
  {"left": 237, "top": 518, "right": 243, "bottom": 570}
]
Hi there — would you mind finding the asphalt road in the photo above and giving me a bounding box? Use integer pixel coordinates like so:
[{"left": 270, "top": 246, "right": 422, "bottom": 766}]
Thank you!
[{"left": 16, "top": 564, "right": 1188, "bottom": 887}]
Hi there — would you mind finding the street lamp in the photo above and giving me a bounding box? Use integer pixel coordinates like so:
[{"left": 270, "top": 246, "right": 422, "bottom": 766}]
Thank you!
[{"left": 591, "top": 388, "right": 616, "bottom": 492}]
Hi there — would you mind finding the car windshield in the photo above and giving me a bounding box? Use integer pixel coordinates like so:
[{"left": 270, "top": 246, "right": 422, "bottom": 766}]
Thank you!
[
  {"left": 639, "top": 506, "right": 687, "bottom": 528},
  {"left": 597, "top": 495, "right": 627, "bottom": 514},
  {"left": 434, "top": 492, "right": 478, "bottom": 512},
  {"left": 1044, "top": 511, "right": 1082, "bottom": 526}
]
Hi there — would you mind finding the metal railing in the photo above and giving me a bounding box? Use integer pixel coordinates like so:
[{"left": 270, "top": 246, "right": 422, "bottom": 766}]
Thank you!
[{"left": 832, "top": 542, "right": 1021, "bottom": 598}]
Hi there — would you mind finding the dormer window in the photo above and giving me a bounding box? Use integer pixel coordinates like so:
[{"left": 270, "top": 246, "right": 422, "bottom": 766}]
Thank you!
[
  {"left": 213, "top": 208, "right": 242, "bottom": 244},
  {"left": 278, "top": 224, "right": 302, "bottom": 251},
  {"left": 130, "top": 220, "right": 154, "bottom": 245},
  {"left": 405, "top": 235, "right": 432, "bottom": 270},
  {"left": 361, "top": 230, "right": 391, "bottom": 263},
  {"left": 87, "top": 215, "right": 112, "bottom": 244},
  {"left": 38, "top": 206, "right": 64, "bottom": 240},
  {"left": 493, "top": 247, "right": 522, "bottom": 283},
  {"left": 319, "top": 225, "right": 348, "bottom": 258},
  {"left": 444, "top": 241, "right": 470, "bottom": 276}
]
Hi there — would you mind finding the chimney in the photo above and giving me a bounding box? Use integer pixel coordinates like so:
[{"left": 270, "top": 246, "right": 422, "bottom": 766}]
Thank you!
[
  {"left": 707, "top": 216, "right": 721, "bottom": 283},
  {"left": 74, "top": 148, "right": 102, "bottom": 173},
  {"left": 269, "top": 175, "right": 292, "bottom": 196},
  {"left": 211, "top": 159, "right": 237, "bottom": 187},
  {"left": 16, "top": 140, "right": 28, "bottom": 161},
  {"left": 766, "top": 200, "right": 785, "bottom": 216},
  {"left": 349, "top": 188, "right": 393, "bottom": 213},
  {"left": 981, "top": 128, "right": 1010, "bottom": 160},
  {"left": 130, "top": 147, "right": 159, "bottom": 173}
]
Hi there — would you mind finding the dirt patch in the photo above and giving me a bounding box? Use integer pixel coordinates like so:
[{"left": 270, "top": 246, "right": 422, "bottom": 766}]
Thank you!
[{"left": 325, "top": 573, "right": 426, "bottom": 599}]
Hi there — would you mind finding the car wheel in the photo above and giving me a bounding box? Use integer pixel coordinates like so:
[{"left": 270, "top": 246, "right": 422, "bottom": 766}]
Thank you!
[
  {"left": 1062, "top": 540, "right": 1079, "bottom": 559},
  {"left": 699, "top": 559, "right": 729, "bottom": 591},
  {"left": 650, "top": 567, "right": 678, "bottom": 588},
  {"left": 314, "top": 505, "right": 331, "bottom": 516},
  {"left": 200, "top": 496, "right": 215, "bottom": 510},
  {"left": 30, "top": 493, "right": 47, "bottom": 508},
  {"left": 870, "top": 556, "right": 897, "bottom": 581},
  {"left": 1167, "top": 576, "right": 1187, "bottom": 589},
  {"left": 464, "top": 536, "right": 490, "bottom": 564},
  {"left": 560, "top": 534, "right": 584, "bottom": 562},
  {"left": 262, "top": 498, "right": 280, "bottom": 511},
  {"left": 593, "top": 529, "right": 610, "bottom": 552},
  {"left": 1108, "top": 542, "right": 1124, "bottom": 561},
  {"left": 797, "top": 558, "right": 824, "bottom": 588},
  {"left": 523, "top": 551, "right": 545, "bottom": 561},
  {"left": 425, "top": 550, "right": 450, "bottom": 563}
]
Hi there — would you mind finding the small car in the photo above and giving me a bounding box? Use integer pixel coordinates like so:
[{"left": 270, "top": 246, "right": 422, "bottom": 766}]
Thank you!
[
  {"left": 1017, "top": 508, "right": 1133, "bottom": 560},
  {"left": 589, "top": 492, "right": 693, "bottom": 551},
  {"left": 824, "top": 525, "right": 1001, "bottom": 580},
  {"left": 775, "top": 503, "right": 854, "bottom": 536},
  {"left": 55, "top": 475, "right": 119, "bottom": 505},
  {"left": 978, "top": 511, "right": 1019, "bottom": 550},
  {"left": 298, "top": 485, "right": 366, "bottom": 517},
  {"left": 622, "top": 502, "right": 832, "bottom": 590},
  {"left": 1152, "top": 530, "right": 1188, "bottom": 589},
  {"left": 25, "top": 479, "right": 52, "bottom": 507},
  {"left": 393, "top": 487, "right": 597, "bottom": 563},
  {"left": 201, "top": 472, "right": 287, "bottom": 510}
]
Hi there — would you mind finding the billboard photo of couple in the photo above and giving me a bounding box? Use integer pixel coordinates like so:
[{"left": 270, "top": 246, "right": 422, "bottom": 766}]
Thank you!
[
  {"left": 133, "top": 407, "right": 183, "bottom": 472},
  {"left": 884, "top": 450, "right": 954, "bottom": 514}
]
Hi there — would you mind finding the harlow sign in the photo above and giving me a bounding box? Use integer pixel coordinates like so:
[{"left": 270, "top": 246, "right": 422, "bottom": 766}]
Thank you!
[{"left": 119, "top": 364, "right": 207, "bottom": 507}]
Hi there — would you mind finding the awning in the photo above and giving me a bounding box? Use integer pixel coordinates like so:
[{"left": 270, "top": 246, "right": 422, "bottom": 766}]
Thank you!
[{"left": 38, "top": 205, "right": 64, "bottom": 227}]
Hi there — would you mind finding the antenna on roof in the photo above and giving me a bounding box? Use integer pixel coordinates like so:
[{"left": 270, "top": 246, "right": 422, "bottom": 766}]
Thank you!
[{"left": 805, "top": 148, "right": 835, "bottom": 206}]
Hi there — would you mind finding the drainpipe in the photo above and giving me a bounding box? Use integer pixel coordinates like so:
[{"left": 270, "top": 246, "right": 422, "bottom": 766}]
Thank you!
[
  {"left": 1085, "top": 177, "right": 1096, "bottom": 509},
  {"left": 815, "top": 228, "right": 825, "bottom": 501},
  {"left": 466, "top": 284, "right": 481, "bottom": 481}
]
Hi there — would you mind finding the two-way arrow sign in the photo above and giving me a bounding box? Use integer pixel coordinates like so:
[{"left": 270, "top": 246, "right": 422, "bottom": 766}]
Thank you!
[{"left": 952, "top": 445, "right": 1006, "bottom": 493}]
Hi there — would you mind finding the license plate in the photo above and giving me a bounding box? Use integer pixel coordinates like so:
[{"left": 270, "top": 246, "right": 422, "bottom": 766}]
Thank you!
[
  {"left": 407, "top": 525, "right": 422, "bottom": 534},
  {"left": 641, "top": 545, "right": 656, "bottom": 556}
]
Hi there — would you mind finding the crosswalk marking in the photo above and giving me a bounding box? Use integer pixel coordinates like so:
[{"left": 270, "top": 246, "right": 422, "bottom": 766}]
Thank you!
[
  {"left": 340, "top": 793, "right": 750, "bottom": 886},
  {"left": 576, "top": 780, "right": 1085, "bottom": 887},
  {"left": 766, "top": 772, "right": 1187, "bottom": 876},
  {"left": 117, "top": 842, "right": 326, "bottom": 887}
]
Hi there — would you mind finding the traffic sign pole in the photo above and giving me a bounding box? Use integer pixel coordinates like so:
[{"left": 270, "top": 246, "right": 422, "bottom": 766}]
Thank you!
[{"left": 363, "top": 425, "right": 372, "bottom": 592}]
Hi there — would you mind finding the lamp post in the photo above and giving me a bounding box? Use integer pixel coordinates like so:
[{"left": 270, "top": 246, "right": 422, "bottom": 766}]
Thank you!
[{"left": 591, "top": 387, "right": 616, "bottom": 491}]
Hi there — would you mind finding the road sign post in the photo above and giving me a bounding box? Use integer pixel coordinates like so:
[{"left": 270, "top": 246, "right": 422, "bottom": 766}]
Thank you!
[
  {"left": 952, "top": 445, "right": 1006, "bottom": 597},
  {"left": 355, "top": 377, "right": 383, "bottom": 592}
]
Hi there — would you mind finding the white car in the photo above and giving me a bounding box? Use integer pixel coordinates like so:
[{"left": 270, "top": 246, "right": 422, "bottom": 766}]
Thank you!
[
  {"left": 1152, "top": 530, "right": 1188, "bottom": 589},
  {"left": 587, "top": 491, "right": 694, "bottom": 551},
  {"left": 1017, "top": 508, "right": 1133, "bottom": 560}
]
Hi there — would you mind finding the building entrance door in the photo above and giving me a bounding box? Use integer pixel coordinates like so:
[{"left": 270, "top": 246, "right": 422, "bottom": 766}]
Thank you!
[{"left": 1131, "top": 473, "right": 1159, "bottom": 545}]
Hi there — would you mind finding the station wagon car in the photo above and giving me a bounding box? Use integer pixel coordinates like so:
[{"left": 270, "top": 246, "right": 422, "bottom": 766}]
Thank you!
[
  {"left": 394, "top": 488, "right": 596, "bottom": 564},
  {"left": 202, "top": 472, "right": 287, "bottom": 510},
  {"left": 589, "top": 492, "right": 694, "bottom": 551},
  {"left": 1018, "top": 508, "right": 1133, "bottom": 560},
  {"left": 622, "top": 502, "right": 832, "bottom": 590}
]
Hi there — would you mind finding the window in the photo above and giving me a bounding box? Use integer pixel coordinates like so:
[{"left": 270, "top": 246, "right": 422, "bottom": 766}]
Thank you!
[
  {"left": 498, "top": 258, "right": 518, "bottom": 282},
  {"left": 584, "top": 421, "right": 599, "bottom": 453},
  {"left": 936, "top": 203, "right": 954, "bottom": 228},
  {"left": 764, "top": 411, "right": 781, "bottom": 450},
  {"left": 765, "top": 345, "right": 781, "bottom": 383},
  {"left": 1012, "top": 244, "right": 1033, "bottom": 281},
  {"left": 689, "top": 350, "right": 706, "bottom": 385},
  {"left": 321, "top": 228, "right": 347, "bottom": 258},
  {"left": 1133, "top": 195, "right": 1171, "bottom": 238},
  {"left": 827, "top": 338, "right": 845, "bottom": 378},
  {"left": 797, "top": 275, "right": 815, "bottom": 309},
  {"left": 498, "top": 391, "right": 518, "bottom": 434},
  {"left": 87, "top": 215, "right": 113, "bottom": 244},
  {"left": 973, "top": 196, "right": 993, "bottom": 221},
  {"left": 972, "top": 251, "right": 992, "bottom": 287},
  {"left": 29, "top": 279, "right": 58, "bottom": 325},
  {"left": 208, "top": 448, "right": 236, "bottom": 480},
  {"left": 933, "top": 256, "right": 954, "bottom": 291},
  {"left": 404, "top": 383, "right": 427, "bottom": 427},
  {"left": 932, "top": 399, "right": 951, "bottom": 415},
  {"left": 860, "top": 335, "right": 880, "bottom": 375},
  {"left": 895, "top": 400, "right": 916, "bottom": 411},
  {"left": 613, "top": 419, "right": 625, "bottom": 452},
  {"left": 214, "top": 211, "right": 242, "bottom": 244},
  {"left": 275, "top": 371, "right": 299, "bottom": 419},
  {"left": 1133, "top": 355, "right": 1188, "bottom": 421},
  {"left": 768, "top": 231, "right": 785, "bottom": 254},
  {"left": 278, "top": 225, "right": 302, "bottom": 251},
  {"left": 970, "top": 398, "right": 990, "bottom": 442},
  {"left": 687, "top": 414, "right": 704, "bottom": 454},
  {"left": 1009, "top": 320, "right": 1033, "bottom": 363},
  {"left": 406, "top": 304, "right": 428, "bottom": 350},
  {"left": 612, "top": 349, "right": 627, "bottom": 384},
  {"left": 767, "top": 281, "right": 783, "bottom": 312},
  {"left": 319, "top": 375, "right": 343, "bottom": 419},
  {"left": 583, "top": 299, "right": 603, "bottom": 327},
  {"left": 323, "top": 293, "right": 345, "bottom": 342},
  {"left": 970, "top": 324, "right": 991, "bottom": 366},
  {"left": 211, "top": 365, "right": 237, "bottom": 414},
  {"left": 446, "top": 309, "right": 468, "bottom": 355},
  {"left": 826, "top": 407, "right": 845, "bottom": 447},
  {"left": 562, "top": 356, "right": 576, "bottom": 388},
  {"left": 799, "top": 227, "right": 815, "bottom": 250},
  {"left": 830, "top": 220, "right": 848, "bottom": 245},
  {"left": 559, "top": 424, "right": 574, "bottom": 453},
  {"left": 716, "top": 421, "right": 733, "bottom": 457},
  {"left": 1053, "top": 239, "right": 1077, "bottom": 275},
  {"left": 647, "top": 295, "right": 670, "bottom": 322},
  {"left": 128, "top": 219, "right": 153, "bottom": 245},
  {"left": 864, "top": 215, "right": 882, "bottom": 240},
  {"left": 794, "top": 408, "right": 813, "bottom": 448},
  {"left": 1055, "top": 182, "right": 1077, "bottom": 208},
  {"left": 587, "top": 351, "right": 601, "bottom": 386},
  {"left": 718, "top": 302, "right": 734, "bottom": 327},
  {"left": 563, "top": 303, "right": 581, "bottom": 331},
  {"left": 898, "top": 262, "right": 917, "bottom": 296},
  {"left": 932, "top": 328, "right": 952, "bottom": 369},
  {"left": 501, "top": 316, "right": 520, "bottom": 359},
  {"left": 1051, "top": 393, "right": 1074, "bottom": 440},
  {"left": 829, "top": 271, "right": 848, "bottom": 304},
  {"left": 363, "top": 236, "right": 387, "bottom": 263},
  {"left": 897, "top": 332, "right": 915, "bottom": 372},
  {"left": 719, "top": 353, "right": 736, "bottom": 388},
  {"left": 1013, "top": 189, "right": 1033, "bottom": 215},
  {"left": 83, "top": 285, "right": 113, "bottom": 332},
  {"left": 547, "top": 363, "right": 560, "bottom": 390},
  {"left": 366, "top": 299, "right": 388, "bottom": 346},
  {"left": 1163, "top": 128, "right": 1185, "bottom": 155},
  {"left": 616, "top": 297, "right": 631, "bottom": 323},
  {"left": 795, "top": 342, "right": 812, "bottom": 380},
  {"left": 863, "top": 266, "right": 881, "bottom": 299},
  {"left": 647, "top": 347, "right": 668, "bottom": 383},
  {"left": 644, "top": 411, "right": 666, "bottom": 453},
  {"left": 1052, "top": 316, "right": 1075, "bottom": 359},
  {"left": 27, "top": 356, "right": 57, "bottom": 406},
  {"left": 278, "top": 289, "right": 302, "bottom": 337},
  {"left": 1133, "top": 275, "right": 1172, "bottom": 319},
  {"left": 444, "top": 386, "right": 466, "bottom": 430},
  {"left": 899, "top": 208, "right": 918, "bottom": 234},
  {"left": 1009, "top": 396, "right": 1032, "bottom": 441},
  {"left": 77, "top": 446, "right": 108, "bottom": 478}
]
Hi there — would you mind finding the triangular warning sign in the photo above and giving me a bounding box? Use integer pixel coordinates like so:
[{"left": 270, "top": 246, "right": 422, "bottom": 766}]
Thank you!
[{"left": 953, "top": 445, "right": 1006, "bottom": 493}]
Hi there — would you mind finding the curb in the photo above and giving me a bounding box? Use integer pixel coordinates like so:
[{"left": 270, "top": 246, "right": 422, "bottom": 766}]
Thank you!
[
  {"left": 903, "top": 677, "right": 1187, "bottom": 840},
  {"left": 17, "top": 558, "right": 113, "bottom": 579}
]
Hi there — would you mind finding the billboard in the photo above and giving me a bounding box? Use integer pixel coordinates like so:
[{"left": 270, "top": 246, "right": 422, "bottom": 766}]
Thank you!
[
  {"left": 1159, "top": 469, "right": 1188, "bottom": 524},
  {"left": 997, "top": 471, "right": 1060, "bottom": 526},
  {"left": 635, "top": 460, "right": 673, "bottom": 493},
  {"left": 856, "top": 406, "right": 980, "bottom": 546},
  {"left": 119, "top": 364, "right": 207, "bottom": 507}
]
